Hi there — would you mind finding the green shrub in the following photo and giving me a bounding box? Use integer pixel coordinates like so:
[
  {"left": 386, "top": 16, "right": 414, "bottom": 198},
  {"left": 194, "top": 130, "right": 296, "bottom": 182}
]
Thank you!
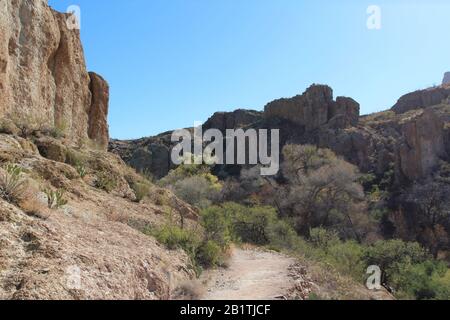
[
  {"left": 200, "top": 203, "right": 298, "bottom": 250},
  {"left": 231, "top": 205, "right": 278, "bottom": 245},
  {"left": 201, "top": 206, "right": 233, "bottom": 247},
  {"left": 266, "top": 220, "right": 299, "bottom": 250},
  {"left": 44, "top": 188, "right": 68, "bottom": 209},
  {"left": 150, "top": 224, "right": 201, "bottom": 253},
  {"left": 0, "top": 164, "right": 27, "bottom": 204},
  {"left": 95, "top": 171, "right": 118, "bottom": 192},
  {"left": 196, "top": 240, "right": 223, "bottom": 268},
  {"left": 309, "top": 228, "right": 340, "bottom": 250}
]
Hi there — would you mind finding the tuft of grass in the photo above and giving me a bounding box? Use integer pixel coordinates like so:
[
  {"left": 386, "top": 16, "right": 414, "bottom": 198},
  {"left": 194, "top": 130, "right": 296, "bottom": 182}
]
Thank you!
[
  {"left": 19, "top": 195, "right": 50, "bottom": 219},
  {"left": 0, "top": 163, "right": 28, "bottom": 204}
]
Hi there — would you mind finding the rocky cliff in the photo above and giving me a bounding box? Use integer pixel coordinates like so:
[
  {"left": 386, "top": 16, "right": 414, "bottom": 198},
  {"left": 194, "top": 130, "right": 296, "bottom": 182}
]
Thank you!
[
  {"left": 264, "top": 84, "right": 359, "bottom": 131},
  {"left": 112, "top": 82, "right": 450, "bottom": 184},
  {"left": 443, "top": 72, "right": 450, "bottom": 86},
  {"left": 0, "top": 0, "right": 200, "bottom": 300},
  {"left": 0, "top": 0, "right": 109, "bottom": 149}
]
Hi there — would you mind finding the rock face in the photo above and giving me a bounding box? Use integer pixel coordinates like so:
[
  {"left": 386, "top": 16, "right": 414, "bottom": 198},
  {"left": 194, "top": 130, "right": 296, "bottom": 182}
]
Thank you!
[
  {"left": 88, "top": 72, "right": 109, "bottom": 148},
  {"left": 392, "top": 85, "right": 450, "bottom": 114},
  {"left": 395, "top": 109, "right": 446, "bottom": 181},
  {"left": 204, "top": 109, "right": 262, "bottom": 132},
  {"left": 264, "top": 85, "right": 359, "bottom": 131},
  {"left": 443, "top": 72, "right": 450, "bottom": 85},
  {"left": 0, "top": 0, "right": 109, "bottom": 150}
]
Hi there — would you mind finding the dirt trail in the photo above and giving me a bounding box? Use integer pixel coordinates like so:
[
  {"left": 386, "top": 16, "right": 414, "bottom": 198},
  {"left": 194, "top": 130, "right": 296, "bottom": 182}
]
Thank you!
[{"left": 200, "top": 247, "right": 297, "bottom": 300}]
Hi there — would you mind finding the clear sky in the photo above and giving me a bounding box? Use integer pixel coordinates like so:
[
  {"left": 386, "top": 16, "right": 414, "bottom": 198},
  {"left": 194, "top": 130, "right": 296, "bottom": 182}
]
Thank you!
[{"left": 48, "top": 0, "right": 450, "bottom": 139}]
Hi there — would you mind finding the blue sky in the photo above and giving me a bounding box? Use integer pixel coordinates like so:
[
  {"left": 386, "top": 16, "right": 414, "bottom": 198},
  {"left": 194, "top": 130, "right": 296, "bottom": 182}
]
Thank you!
[{"left": 48, "top": 0, "right": 450, "bottom": 139}]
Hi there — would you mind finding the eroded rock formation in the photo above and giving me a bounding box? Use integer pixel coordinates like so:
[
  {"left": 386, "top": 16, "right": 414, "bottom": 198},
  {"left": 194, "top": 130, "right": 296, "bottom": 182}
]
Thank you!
[
  {"left": 264, "top": 85, "right": 360, "bottom": 131},
  {"left": 0, "top": 0, "right": 109, "bottom": 149},
  {"left": 392, "top": 85, "right": 450, "bottom": 114}
]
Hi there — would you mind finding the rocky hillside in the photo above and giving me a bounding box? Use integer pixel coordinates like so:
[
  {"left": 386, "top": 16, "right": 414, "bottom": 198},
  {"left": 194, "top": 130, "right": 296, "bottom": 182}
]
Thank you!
[
  {"left": 0, "top": 0, "right": 200, "bottom": 299},
  {"left": 111, "top": 81, "right": 450, "bottom": 265},
  {"left": 111, "top": 83, "right": 450, "bottom": 184}
]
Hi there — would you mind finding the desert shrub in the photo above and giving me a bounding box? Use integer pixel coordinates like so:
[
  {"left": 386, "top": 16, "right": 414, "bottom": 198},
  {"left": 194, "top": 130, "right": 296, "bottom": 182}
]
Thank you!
[
  {"left": 309, "top": 228, "right": 340, "bottom": 250},
  {"left": 10, "top": 113, "right": 47, "bottom": 138},
  {"left": 265, "top": 219, "right": 299, "bottom": 250},
  {"left": 201, "top": 203, "right": 297, "bottom": 250},
  {"left": 391, "top": 260, "right": 450, "bottom": 300},
  {"left": 151, "top": 224, "right": 201, "bottom": 253},
  {"left": 95, "top": 171, "right": 118, "bottom": 192},
  {"left": 196, "top": 240, "right": 223, "bottom": 268},
  {"left": 172, "top": 174, "right": 221, "bottom": 209},
  {"left": 0, "top": 164, "right": 28, "bottom": 204},
  {"left": 65, "top": 149, "right": 85, "bottom": 167},
  {"left": 201, "top": 206, "right": 234, "bottom": 247},
  {"left": 149, "top": 223, "right": 224, "bottom": 272},
  {"left": 131, "top": 182, "right": 151, "bottom": 203},
  {"left": 44, "top": 188, "right": 68, "bottom": 209},
  {"left": 231, "top": 205, "right": 280, "bottom": 245}
]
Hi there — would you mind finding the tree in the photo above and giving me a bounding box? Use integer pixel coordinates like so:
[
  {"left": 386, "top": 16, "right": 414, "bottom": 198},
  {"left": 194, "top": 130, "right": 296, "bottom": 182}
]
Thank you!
[
  {"left": 406, "top": 181, "right": 450, "bottom": 258},
  {"left": 280, "top": 145, "right": 374, "bottom": 240}
]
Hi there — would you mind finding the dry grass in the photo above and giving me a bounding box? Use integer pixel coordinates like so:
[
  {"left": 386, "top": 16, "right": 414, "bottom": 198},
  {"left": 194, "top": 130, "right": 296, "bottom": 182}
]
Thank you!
[
  {"left": 105, "top": 206, "right": 129, "bottom": 224},
  {"left": 19, "top": 196, "right": 51, "bottom": 219}
]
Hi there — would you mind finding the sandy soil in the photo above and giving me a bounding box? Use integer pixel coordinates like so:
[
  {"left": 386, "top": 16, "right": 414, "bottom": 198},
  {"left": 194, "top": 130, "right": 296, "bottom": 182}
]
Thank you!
[{"left": 200, "top": 247, "right": 297, "bottom": 300}]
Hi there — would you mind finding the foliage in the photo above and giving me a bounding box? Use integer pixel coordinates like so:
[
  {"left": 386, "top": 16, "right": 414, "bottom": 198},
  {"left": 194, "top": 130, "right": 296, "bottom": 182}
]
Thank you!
[
  {"left": 280, "top": 144, "right": 373, "bottom": 240},
  {"left": 0, "top": 163, "right": 28, "bottom": 204},
  {"left": 95, "top": 171, "right": 118, "bottom": 193},
  {"left": 200, "top": 203, "right": 298, "bottom": 249},
  {"left": 44, "top": 188, "right": 68, "bottom": 209},
  {"left": 131, "top": 181, "right": 151, "bottom": 203},
  {"left": 76, "top": 164, "right": 87, "bottom": 178}
]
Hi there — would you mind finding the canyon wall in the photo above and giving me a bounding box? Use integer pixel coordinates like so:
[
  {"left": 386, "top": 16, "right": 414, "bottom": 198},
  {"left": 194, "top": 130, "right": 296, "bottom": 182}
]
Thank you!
[{"left": 0, "top": 0, "right": 108, "bottom": 149}]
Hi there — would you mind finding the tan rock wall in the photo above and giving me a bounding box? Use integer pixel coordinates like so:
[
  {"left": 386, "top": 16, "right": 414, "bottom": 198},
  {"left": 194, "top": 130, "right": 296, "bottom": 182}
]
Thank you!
[{"left": 0, "top": 0, "right": 109, "bottom": 149}]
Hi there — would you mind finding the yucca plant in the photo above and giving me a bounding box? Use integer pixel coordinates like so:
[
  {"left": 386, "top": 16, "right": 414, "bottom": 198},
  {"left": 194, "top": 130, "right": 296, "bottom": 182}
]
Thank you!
[
  {"left": 0, "top": 163, "right": 27, "bottom": 204},
  {"left": 76, "top": 164, "right": 87, "bottom": 178},
  {"left": 44, "top": 188, "right": 68, "bottom": 209}
]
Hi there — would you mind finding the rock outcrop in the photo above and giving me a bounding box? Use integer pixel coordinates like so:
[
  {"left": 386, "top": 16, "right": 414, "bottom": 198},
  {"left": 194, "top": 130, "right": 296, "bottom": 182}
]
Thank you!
[
  {"left": 88, "top": 72, "right": 109, "bottom": 148},
  {"left": 264, "top": 85, "right": 360, "bottom": 131},
  {"left": 204, "top": 109, "right": 262, "bottom": 132},
  {"left": 392, "top": 85, "right": 450, "bottom": 114},
  {"left": 443, "top": 72, "right": 450, "bottom": 86},
  {"left": 395, "top": 109, "right": 446, "bottom": 181},
  {"left": 0, "top": 0, "right": 109, "bottom": 150}
]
